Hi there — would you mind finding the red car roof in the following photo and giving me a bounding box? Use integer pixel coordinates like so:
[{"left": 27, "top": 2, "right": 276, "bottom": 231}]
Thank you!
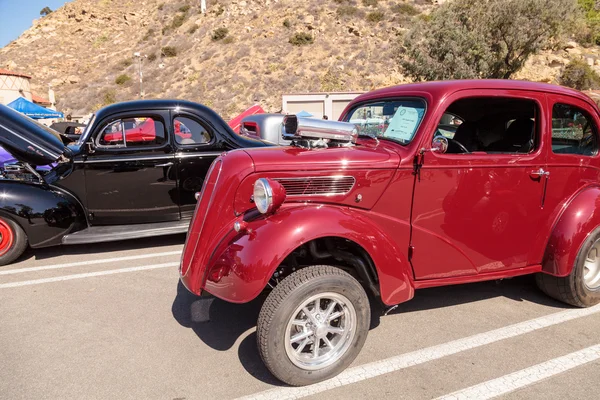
[{"left": 350, "top": 80, "right": 597, "bottom": 109}]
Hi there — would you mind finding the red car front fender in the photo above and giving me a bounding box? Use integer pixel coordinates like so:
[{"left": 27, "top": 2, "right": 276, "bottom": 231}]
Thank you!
[{"left": 203, "top": 204, "right": 415, "bottom": 306}]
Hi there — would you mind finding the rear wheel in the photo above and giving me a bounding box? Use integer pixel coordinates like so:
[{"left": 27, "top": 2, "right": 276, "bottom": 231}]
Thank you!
[
  {"left": 257, "top": 265, "right": 370, "bottom": 386},
  {"left": 537, "top": 227, "right": 600, "bottom": 307},
  {"left": 0, "top": 217, "right": 27, "bottom": 266}
]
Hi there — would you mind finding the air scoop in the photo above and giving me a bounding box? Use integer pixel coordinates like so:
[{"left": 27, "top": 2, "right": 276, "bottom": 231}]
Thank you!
[{"left": 282, "top": 115, "right": 358, "bottom": 148}]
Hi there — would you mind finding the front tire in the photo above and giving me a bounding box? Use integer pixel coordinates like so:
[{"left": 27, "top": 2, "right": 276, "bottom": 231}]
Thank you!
[
  {"left": 0, "top": 217, "right": 28, "bottom": 266},
  {"left": 257, "top": 265, "right": 370, "bottom": 386},
  {"left": 537, "top": 227, "right": 600, "bottom": 307}
]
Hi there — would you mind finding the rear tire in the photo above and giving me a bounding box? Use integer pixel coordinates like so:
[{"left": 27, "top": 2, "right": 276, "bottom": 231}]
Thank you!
[
  {"left": 257, "top": 265, "right": 370, "bottom": 386},
  {"left": 0, "top": 217, "right": 28, "bottom": 266},
  {"left": 537, "top": 227, "right": 600, "bottom": 307}
]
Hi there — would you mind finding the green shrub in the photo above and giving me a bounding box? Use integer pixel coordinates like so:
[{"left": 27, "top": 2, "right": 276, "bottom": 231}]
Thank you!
[
  {"left": 142, "top": 28, "right": 154, "bottom": 41},
  {"left": 362, "top": 0, "right": 378, "bottom": 6},
  {"left": 161, "top": 46, "right": 177, "bottom": 57},
  {"left": 211, "top": 27, "right": 229, "bottom": 41},
  {"left": 158, "top": 3, "right": 164, "bottom": 10},
  {"left": 179, "top": 4, "right": 190, "bottom": 12},
  {"left": 399, "top": 0, "right": 579, "bottom": 81},
  {"left": 578, "top": 0, "right": 600, "bottom": 45},
  {"left": 391, "top": 3, "right": 420, "bottom": 16},
  {"left": 119, "top": 58, "right": 133, "bottom": 68},
  {"left": 115, "top": 74, "right": 131, "bottom": 85},
  {"left": 337, "top": 5, "right": 358, "bottom": 18},
  {"left": 188, "top": 23, "right": 199, "bottom": 34},
  {"left": 283, "top": 18, "right": 291, "bottom": 28},
  {"left": 171, "top": 13, "right": 187, "bottom": 29},
  {"left": 289, "top": 32, "right": 314, "bottom": 45},
  {"left": 40, "top": 6, "right": 52, "bottom": 16},
  {"left": 367, "top": 10, "right": 385, "bottom": 22},
  {"left": 223, "top": 36, "right": 235, "bottom": 44},
  {"left": 560, "top": 59, "right": 600, "bottom": 90},
  {"left": 102, "top": 89, "right": 116, "bottom": 105},
  {"left": 147, "top": 53, "right": 157, "bottom": 62}
]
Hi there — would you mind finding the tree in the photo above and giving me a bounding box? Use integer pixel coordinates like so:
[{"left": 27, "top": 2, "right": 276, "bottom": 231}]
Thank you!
[
  {"left": 398, "top": 0, "right": 579, "bottom": 81},
  {"left": 40, "top": 6, "right": 53, "bottom": 16}
]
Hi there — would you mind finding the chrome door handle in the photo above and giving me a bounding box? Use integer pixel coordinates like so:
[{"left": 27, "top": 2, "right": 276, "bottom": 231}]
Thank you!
[
  {"left": 155, "top": 162, "right": 174, "bottom": 167},
  {"left": 530, "top": 168, "right": 550, "bottom": 178}
]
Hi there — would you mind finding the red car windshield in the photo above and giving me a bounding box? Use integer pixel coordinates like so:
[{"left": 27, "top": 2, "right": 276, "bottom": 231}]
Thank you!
[{"left": 344, "top": 98, "right": 427, "bottom": 145}]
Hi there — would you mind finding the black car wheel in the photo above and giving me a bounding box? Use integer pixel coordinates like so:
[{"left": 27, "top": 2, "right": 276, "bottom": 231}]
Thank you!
[
  {"left": 0, "top": 217, "right": 28, "bottom": 266},
  {"left": 537, "top": 227, "right": 600, "bottom": 307},
  {"left": 257, "top": 265, "right": 370, "bottom": 386}
]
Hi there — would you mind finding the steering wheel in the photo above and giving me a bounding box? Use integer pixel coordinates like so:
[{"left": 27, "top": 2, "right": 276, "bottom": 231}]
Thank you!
[{"left": 447, "top": 138, "right": 469, "bottom": 154}]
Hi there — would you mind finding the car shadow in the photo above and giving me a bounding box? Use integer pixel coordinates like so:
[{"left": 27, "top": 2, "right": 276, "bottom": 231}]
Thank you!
[
  {"left": 172, "top": 275, "right": 571, "bottom": 385},
  {"left": 17, "top": 233, "right": 187, "bottom": 262}
]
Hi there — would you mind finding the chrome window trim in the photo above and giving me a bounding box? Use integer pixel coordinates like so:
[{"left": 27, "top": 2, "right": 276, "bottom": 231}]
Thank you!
[
  {"left": 175, "top": 152, "right": 223, "bottom": 158},
  {"left": 81, "top": 154, "right": 175, "bottom": 163}
]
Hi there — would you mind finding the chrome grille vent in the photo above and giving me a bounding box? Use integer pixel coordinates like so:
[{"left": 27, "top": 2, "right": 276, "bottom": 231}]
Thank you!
[{"left": 274, "top": 176, "right": 356, "bottom": 196}]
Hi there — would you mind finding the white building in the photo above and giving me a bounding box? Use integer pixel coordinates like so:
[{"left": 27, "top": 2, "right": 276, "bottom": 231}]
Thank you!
[
  {"left": 0, "top": 68, "right": 32, "bottom": 105},
  {"left": 0, "top": 68, "right": 55, "bottom": 109},
  {"left": 282, "top": 92, "right": 365, "bottom": 121}
]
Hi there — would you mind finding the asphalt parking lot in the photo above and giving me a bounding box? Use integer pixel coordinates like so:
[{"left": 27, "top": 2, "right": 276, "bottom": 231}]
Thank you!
[{"left": 1, "top": 236, "right": 599, "bottom": 400}]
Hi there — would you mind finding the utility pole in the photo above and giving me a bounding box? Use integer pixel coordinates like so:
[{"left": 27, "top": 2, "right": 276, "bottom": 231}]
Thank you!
[
  {"left": 200, "top": 0, "right": 206, "bottom": 14},
  {"left": 133, "top": 52, "right": 146, "bottom": 98}
]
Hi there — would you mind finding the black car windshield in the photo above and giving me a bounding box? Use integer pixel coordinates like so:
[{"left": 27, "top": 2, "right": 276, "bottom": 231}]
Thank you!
[
  {"left": 77, "top": 113, "right": 95, "bottom": 145},
  {"left": 343, "top": 98, "right": 426, "bottom": 145}
]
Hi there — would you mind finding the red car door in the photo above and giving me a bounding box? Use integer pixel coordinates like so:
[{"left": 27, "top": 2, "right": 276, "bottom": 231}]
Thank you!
[{"left": 409, "top": 90, "right": 549, "bottom": 280}]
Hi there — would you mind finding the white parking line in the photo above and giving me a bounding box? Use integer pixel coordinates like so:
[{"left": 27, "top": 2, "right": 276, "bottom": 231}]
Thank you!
[
  {"left": 0, "top": 262, "right": 179, "bottom": 288},
  {"left": 0, "top": 251, "right": 181, "bottom": 275},
  {"left": 236, "top": 305, "right": 600, "bottom": 400},
  {"left": 436, "top": 344, "right": 600, "bottom": 400}
]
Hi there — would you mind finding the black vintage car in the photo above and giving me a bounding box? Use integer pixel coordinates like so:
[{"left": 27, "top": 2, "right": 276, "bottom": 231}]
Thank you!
[{"left": 0, "top": 100, "right": 269, "bottom": 265}]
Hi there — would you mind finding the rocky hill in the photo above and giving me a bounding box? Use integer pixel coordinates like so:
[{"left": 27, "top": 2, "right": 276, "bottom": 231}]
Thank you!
[{"left": 1, "top": 0, "right": 599, "bottom": 118}]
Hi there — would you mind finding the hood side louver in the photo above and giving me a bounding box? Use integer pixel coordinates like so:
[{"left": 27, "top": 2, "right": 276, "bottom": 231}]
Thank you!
[{"left": 274, "top": 176, "right": 356, "bottom": 196}]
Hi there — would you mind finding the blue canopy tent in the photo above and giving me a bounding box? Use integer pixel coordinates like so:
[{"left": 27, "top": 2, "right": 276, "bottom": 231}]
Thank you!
[
  {"left": 296, "top": 110, "right": 313, "bottom": 117},
  {"left": 7, "top": 97, "right": 63, "bottom": 119}
]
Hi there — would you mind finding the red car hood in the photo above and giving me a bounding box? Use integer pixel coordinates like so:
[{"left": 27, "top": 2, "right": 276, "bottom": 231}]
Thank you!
[{"left": 244, "top": 144, "right": 400, "bottom": 172}]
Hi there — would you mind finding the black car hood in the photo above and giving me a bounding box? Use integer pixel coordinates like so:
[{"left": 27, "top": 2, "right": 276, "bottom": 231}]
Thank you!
[{"left": 0, "top": 104, "right": 71, "bottom": 165}]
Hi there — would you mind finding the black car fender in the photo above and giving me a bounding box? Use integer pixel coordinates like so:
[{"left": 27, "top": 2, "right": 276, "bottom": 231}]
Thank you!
[{"left": 0, "top": 181, "right": 86, "bottom": 248}]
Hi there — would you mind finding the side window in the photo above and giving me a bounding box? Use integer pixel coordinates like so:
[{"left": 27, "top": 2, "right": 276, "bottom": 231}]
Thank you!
[
  {"left": 97, "top": 117, "right": 166, "bottom": 148},
  {"left": 124, "top": 117, "right": 166, "bottom": 146},
  {"left": 551, "top": 104, "right": 598, "bottom": 156},
  {"left": 98, "top": 120, "right": 125, "bottom": 146},
  {"left": 434, "top": 97, "right": 538, "bottom": 155},
  {"left": 174, "top": 116, "right": 212, "bottom": 145}
]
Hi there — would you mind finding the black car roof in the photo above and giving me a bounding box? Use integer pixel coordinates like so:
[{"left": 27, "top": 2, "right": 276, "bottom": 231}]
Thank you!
[{"left": 95, "top": 99, "right": 219, "bottom": 120}]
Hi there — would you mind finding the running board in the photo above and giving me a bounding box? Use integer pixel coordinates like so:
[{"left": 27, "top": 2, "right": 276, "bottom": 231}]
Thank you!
[{"left": 62, "top": 220, "right": 190, "bottom": 245}]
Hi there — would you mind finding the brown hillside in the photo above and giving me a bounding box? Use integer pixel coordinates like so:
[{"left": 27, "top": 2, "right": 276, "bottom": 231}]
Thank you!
[{"left": 1, "top": 0, "right": 599, "bottom": 118}]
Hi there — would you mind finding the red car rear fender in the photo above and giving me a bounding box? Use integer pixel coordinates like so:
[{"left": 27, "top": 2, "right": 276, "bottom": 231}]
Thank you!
[
  {"left": 203, "top": 204, "right": 415, "bottom": 305},
  {"left": 543, "top": 186, "right": 600, "bottom": 277}
]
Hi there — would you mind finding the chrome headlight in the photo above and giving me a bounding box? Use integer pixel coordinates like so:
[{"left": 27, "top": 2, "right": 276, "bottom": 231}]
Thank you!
[{"left": 253, "top": 178, "right": 273, "bottom": 214}]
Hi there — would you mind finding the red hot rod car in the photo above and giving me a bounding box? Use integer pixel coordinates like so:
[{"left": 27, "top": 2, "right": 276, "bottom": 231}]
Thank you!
[{"left": 180, "top": 80, "right": 600, "bottom": 386}]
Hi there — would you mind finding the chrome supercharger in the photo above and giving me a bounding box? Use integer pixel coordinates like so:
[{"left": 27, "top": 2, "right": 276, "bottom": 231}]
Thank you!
[{"left": 282, "top": 115, "right": 358, "bottom": 148}]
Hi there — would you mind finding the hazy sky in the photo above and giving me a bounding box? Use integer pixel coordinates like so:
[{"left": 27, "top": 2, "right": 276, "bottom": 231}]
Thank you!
[{"left": 0, "top": 0, "right": 69, "bottom": 48}]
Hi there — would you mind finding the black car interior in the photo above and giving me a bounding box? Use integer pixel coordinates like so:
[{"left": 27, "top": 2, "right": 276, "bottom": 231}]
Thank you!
[{"left": 436, "top": 97, "right": 538, "bottom": 154}]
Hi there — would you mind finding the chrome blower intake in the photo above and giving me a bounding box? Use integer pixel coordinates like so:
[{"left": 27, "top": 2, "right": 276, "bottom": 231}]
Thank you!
[{"left": 282, "top": 115, "right": 358, "bottom": 148}]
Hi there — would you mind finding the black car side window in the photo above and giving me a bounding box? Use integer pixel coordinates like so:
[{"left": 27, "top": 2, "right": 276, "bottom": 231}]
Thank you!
[
  {"left": 552, "top": 104, "right": 598, "bottom": 156},
  {"left": 174, "top": 116, "right": 212, "bottom": 145},
  {"left": 97, "top": 117, "right": 166, "bottom": 148}
]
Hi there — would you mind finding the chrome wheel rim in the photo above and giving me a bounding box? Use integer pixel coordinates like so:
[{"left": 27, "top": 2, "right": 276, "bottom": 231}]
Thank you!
[
  {"left": 284, "top": 292, "right": 357, "bottom": 370},
  {"left": 584, "top": 239, "right": 600, "bottom": 290}
]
